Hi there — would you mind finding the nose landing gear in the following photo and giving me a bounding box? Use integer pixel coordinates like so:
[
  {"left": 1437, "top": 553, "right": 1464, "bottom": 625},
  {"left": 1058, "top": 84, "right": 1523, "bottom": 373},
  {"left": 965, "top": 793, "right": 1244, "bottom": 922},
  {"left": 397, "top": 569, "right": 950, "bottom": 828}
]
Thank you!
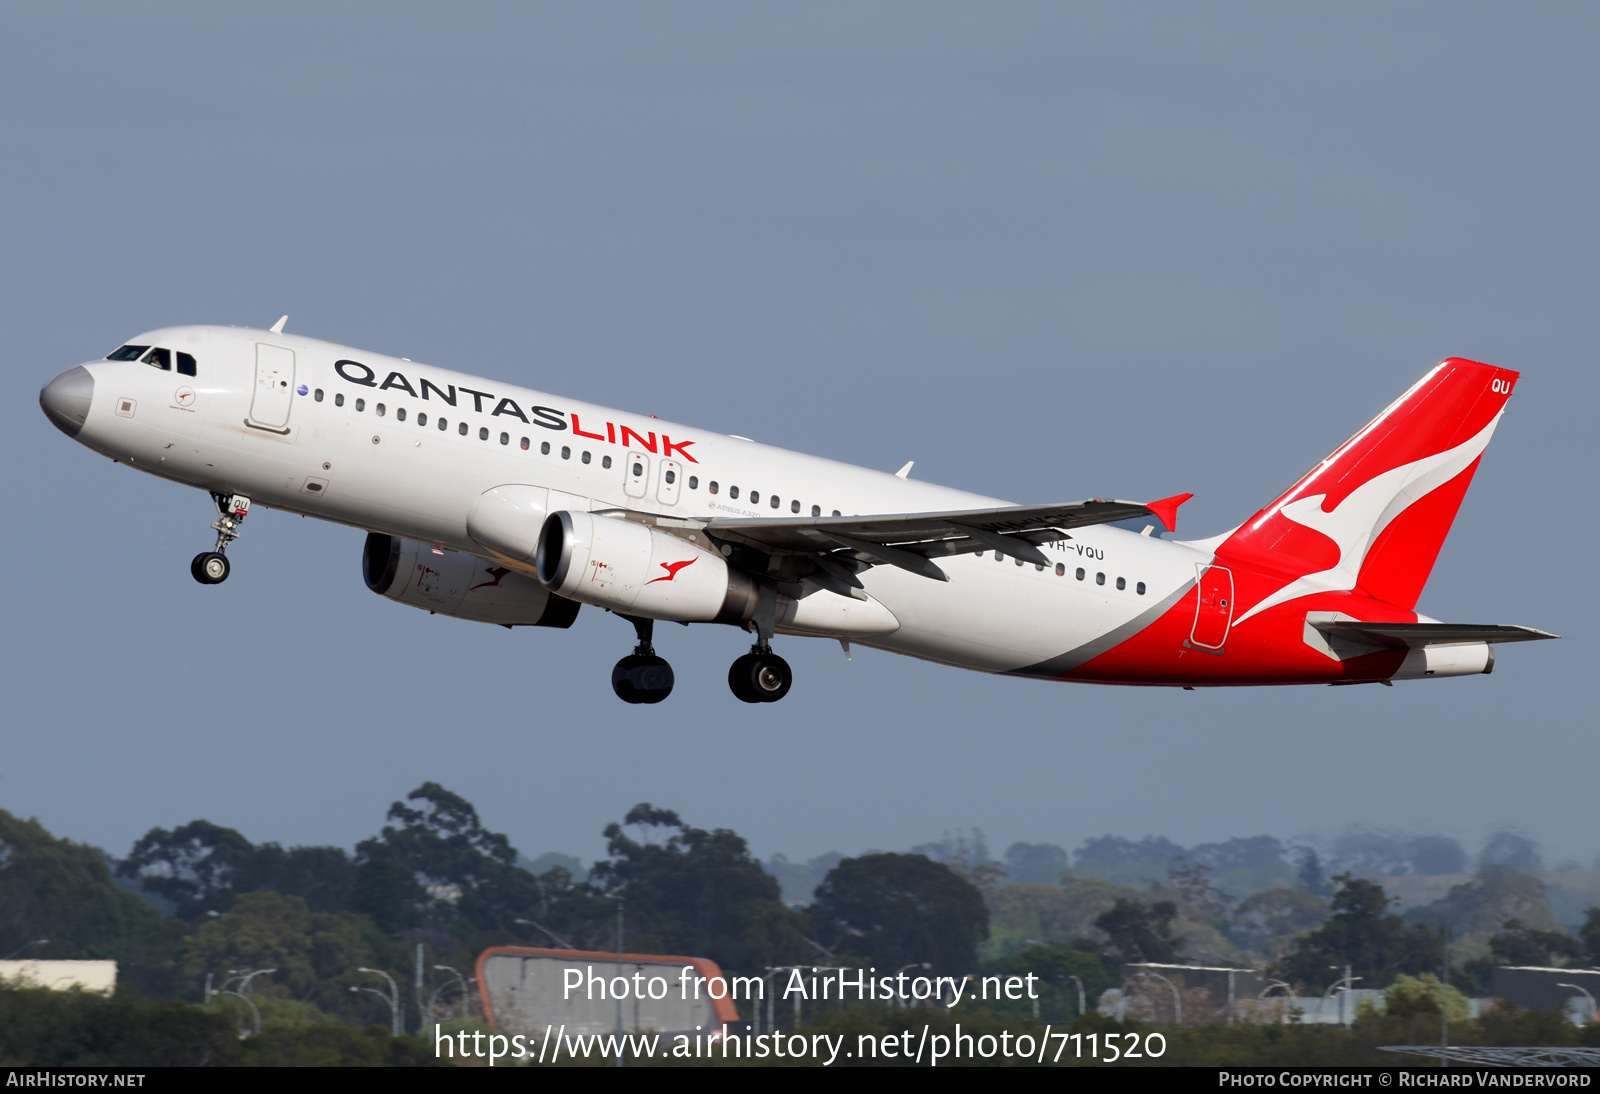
[
  {"left": 729, "top": 644, "right": 793, "bottom": 704},
  {"left": 191, "top": 493, "right": 250, "bottom": 585},
  {"left": 612, "top": 616, "right": 675, "bottom": 704}
]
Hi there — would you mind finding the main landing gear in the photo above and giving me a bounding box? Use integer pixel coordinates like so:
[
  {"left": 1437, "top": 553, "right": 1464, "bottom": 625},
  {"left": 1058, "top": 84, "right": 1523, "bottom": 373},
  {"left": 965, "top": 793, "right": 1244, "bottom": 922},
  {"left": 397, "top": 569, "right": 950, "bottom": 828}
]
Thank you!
[
  {"left": 191, "top": 492, "right": 250, "bottom": 585},
  {"left": 729, "top": 643, "right": 792, "bottom": 704},
  {"left": 612, "top": 616, "right": 675, "bottom": 704}
]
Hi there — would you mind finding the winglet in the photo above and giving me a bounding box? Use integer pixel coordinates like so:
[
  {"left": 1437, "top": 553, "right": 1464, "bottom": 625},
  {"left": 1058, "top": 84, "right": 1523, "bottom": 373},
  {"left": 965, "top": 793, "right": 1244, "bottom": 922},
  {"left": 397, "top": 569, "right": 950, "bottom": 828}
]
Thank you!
[
  {"left": 1144, "top": 492, "right": 1194, "bottom": 532},
  {"left": 270, "top": 315, "right": 288, "bottom": 334},
  {"left": 895, "top": 461, "right": 914, "bottom": 479}
]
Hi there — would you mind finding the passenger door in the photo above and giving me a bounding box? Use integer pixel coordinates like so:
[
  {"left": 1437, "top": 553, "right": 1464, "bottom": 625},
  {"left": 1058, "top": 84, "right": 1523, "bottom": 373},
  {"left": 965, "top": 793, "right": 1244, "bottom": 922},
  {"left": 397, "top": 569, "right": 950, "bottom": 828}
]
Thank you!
[{"left": 248, "top": 343, "right": 296, "bottom": 431}]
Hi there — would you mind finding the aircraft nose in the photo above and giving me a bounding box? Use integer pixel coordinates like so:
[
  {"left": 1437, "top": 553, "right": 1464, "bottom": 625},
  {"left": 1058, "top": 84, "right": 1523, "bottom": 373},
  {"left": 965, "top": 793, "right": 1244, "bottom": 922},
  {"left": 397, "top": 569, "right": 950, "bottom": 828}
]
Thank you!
[{"left": 40, "top": 366, "right": 95, "bottom": 437}]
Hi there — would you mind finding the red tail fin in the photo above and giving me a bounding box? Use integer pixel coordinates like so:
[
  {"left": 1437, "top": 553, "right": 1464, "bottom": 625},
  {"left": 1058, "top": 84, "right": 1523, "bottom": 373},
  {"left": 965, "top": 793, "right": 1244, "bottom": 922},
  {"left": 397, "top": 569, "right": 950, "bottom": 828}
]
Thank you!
[{"left": 1220, "top": 358, "right": 1518, "bottom": 618}]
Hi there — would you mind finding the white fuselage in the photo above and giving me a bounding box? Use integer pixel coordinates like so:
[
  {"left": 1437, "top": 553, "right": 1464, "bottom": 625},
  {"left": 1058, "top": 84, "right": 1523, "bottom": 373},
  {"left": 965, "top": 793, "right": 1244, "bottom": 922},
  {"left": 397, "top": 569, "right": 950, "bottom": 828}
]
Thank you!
[{"left": 60, "top": 325, "right": 1208, "bottom": 675}]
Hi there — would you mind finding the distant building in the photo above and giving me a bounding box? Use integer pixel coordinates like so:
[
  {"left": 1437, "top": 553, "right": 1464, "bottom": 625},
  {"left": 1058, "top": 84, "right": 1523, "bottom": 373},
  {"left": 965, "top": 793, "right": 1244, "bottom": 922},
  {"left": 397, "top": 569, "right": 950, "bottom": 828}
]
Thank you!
[
  {"left": 1120, "top": 963, "right": 1265, "bottom": 1024},
  {"left": 1492, "top": 966, "right": 1600, "bottom": 1024},
  {"left": 0, "top": 960, "right": 117, "bottom": 995},
  {"left": 477, "top": 947, "right": 742, "bottom": 1039}
]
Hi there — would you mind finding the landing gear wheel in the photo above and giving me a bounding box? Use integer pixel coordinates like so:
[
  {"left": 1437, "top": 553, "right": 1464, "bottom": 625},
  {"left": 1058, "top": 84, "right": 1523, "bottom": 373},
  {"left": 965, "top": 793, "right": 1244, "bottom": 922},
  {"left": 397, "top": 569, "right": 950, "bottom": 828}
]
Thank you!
[
  {"left": 191, "top": 552, "right": 230, "bottom": 584},
  {"left": 729, "top": 651, "right": 792, "bottom": 703},
  {"left": 612, "top": 654, "right": 675, "bottom": 704}
]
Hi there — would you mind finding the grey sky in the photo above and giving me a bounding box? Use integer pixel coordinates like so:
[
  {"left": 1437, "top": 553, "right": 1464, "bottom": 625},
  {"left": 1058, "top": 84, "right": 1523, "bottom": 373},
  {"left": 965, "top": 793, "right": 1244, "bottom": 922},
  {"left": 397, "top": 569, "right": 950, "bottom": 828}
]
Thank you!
[{"left": 3, "top": 4, "right": 1595, "bottom": 868}]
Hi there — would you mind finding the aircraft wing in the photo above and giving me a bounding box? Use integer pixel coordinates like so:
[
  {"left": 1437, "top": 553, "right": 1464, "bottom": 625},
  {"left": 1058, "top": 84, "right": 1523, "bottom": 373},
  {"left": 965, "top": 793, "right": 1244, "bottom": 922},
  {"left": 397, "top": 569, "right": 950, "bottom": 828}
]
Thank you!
[
  {"left": 703, "top": 497, "right": 1185, "bottom": 587},
  {"left": 1310, "top": 621, "right": 1561, "bottom": 649}
]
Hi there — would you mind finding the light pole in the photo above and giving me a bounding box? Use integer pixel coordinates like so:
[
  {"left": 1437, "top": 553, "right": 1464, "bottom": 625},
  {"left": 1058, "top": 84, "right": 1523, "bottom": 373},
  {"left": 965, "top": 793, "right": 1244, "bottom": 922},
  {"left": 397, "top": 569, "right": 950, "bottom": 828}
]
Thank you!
[
  {"left": 2, "top": 939, "right": 47, "bottom": 961},
  {"left": 1139, "top": 971, "right": 1183, "bottom": 1026},
  {"left": 351, "top": 967, "right": 403, "bottom": 1036},
  {"left": 429, "top": 965, "right": 469, "bottom": 1032},
  {"left": 220, "top": 967, "right": 276, "bottom": 1036},
  {"left": 1557, "top": 983, "right": 1597, "bottom": 1026},
  {"left": 1325, "top": 965, "right": 1361, "bottom": 1029},
  {"left": 514, "top": 918, "right": 576, "bottom": 950},
  {"left": 1067, "top": 974, "right": 1087, "bottom": 1020}
]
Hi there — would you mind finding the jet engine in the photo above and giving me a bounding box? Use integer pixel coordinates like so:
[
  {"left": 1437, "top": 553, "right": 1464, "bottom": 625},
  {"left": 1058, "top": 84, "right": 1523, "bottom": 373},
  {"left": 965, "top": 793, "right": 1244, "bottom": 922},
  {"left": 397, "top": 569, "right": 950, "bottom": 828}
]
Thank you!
[
  {"left": 536, "top": 510, "right": 758, "bottom": 623},
  {"left": 362, "top": 532, "right": 580, "bottom": 627}
]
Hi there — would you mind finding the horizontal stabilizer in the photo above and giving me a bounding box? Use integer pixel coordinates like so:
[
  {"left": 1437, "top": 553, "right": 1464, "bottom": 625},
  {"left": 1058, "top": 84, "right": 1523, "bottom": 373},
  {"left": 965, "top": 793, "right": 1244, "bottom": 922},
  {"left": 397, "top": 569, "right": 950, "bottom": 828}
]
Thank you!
[{"left": 1311, "top": 620, "right": 1560, "bottom": 650}]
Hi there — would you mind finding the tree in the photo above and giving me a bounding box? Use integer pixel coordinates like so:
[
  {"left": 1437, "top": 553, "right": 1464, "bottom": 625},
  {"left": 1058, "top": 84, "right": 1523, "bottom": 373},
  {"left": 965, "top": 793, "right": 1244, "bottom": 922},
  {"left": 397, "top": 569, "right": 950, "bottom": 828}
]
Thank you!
[
  {"left": 1295, "top": 847, "right": 1333, "bottom": 897},
  {"left": 1230, "top": 888, "right": 1330, "bottom": 959},
  {"left": 1581, "top": 906, "right": 1600, "bottom": 964},
  {"left": 811, "top": 852, "right": 988, "bottom": 974},
  {"left": 1093, "top": 897, "right": 1183, "bottom": 964},
  {"left": 1002, "top": 843, "right": 1069, "bottom": 886},
  {"left": 1276, "top": 875, "right": 1442, "bottom": 992},
  {"left": 353, "top": 782, "right": 541, "bottom": 939},
  {"left": 0, "top": 810, "right": 182, "bottom": 996},
  {"left": 178, "top": 892, "right": 386, "bottom": 1022},
  {"left": 592, "top": 804, "right": 802, "bottom": 975},
  {"left": 119, "top": 821, "right": 358, "bottom": 918}
]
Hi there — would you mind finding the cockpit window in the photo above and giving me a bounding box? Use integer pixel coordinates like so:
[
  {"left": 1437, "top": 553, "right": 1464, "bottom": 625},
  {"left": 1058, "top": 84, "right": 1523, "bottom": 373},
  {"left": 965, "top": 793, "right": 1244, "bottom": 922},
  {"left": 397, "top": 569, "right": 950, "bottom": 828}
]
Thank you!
[
  {"left": 106, "top": 345, "right": 149, "bottom": 361},
  {"left": 142, "top": 348, "right": 171, "bottom": 370},
  {"left": 176, "top": 352, "right": 197, "bottom": 376}
]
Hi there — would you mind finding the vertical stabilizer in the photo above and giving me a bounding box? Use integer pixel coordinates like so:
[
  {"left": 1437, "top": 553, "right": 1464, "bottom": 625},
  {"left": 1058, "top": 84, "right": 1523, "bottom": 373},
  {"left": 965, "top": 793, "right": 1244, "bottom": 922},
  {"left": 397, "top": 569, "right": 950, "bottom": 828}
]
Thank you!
[{"left": 1221, "top": 358, "right": 1518, "bottom": 620}]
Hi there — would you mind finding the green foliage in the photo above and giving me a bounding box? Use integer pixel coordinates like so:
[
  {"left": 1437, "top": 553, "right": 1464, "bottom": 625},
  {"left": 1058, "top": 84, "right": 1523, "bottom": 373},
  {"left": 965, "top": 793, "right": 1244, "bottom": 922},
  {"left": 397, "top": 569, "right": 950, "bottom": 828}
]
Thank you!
[
  {"left": 1276, "top": 875, "right": 1442, "bottom": 992},
  {"left": 1579, "top": 906, "right": 1600, "bottom": 963},
  {"left": 594, "top": 804, "right": 804, "bottom": 975},
  {"left": 1094, "top": 898, "right": 1182, "bottom": 964},
  {"left": 1417, "top": 865, "right": 1558, "bottom": 939},
  {"left": 0, "top": 810, "right": 184, "bottom": 996},
  {"left": 1230, "top": 888, "right": 1330, "bottom": 959},
  {"left": 1382, "top": 973, "right": 1470, "bottom": 1024},
  {"left": 994, "top": 943, "right": 1111, "bottom": 1021},
  {"left": 811, "top": 852, "right": 988, "bottom": 974},
  {"left": 119, "top": 820, "right": 357, "bottom": 919}
]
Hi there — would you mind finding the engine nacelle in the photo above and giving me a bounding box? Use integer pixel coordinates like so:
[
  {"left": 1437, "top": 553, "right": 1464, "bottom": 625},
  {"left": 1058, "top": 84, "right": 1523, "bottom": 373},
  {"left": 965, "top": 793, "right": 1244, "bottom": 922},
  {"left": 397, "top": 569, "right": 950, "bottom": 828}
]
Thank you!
[
  {"left": 536, "top": 511, "right": 758, "bottom": 623},
  {"left": 362, "top": 533, "right": 580, "bottom": 628}
]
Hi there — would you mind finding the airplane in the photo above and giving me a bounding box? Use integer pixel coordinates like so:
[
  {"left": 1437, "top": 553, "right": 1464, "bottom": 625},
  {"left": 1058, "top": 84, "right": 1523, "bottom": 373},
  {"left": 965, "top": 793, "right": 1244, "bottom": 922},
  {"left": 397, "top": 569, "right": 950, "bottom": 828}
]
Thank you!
[{"left": 40, "top": 319, "right": 1555, "bottom": 704}]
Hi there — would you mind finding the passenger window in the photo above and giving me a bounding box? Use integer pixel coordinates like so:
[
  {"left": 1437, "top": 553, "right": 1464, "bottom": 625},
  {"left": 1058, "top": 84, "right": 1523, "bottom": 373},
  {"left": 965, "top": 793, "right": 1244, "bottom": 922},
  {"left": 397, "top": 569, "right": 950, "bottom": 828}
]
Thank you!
[
  {"left": 811, "top": 505, "right": 820, "bottom": 517},
  {"left": 438, "top": 417, "right": 448, "bottom": 431},
  {"left": 479, "top": 427, "right": 489, "bottom": 441},
  {"left": 581, "top": 450, "right": 591, "bottom": 463},
  {"left": 540, "top": 441, "right": 550, "bottom": 454},
  {"left": 142, "top": 347, "right": 171, "bottom": 370},
  {"left": 729, "top": 486, "right": 739, "bottom": 499},
  {"left": 1076, "top": 567, "right": 1085, "bottom": 580},
  {"left": 994, "top": 551, "right": 1003, "bottom": 561},
  {"left": 750, "top": 491, "right": 759, "bottom": 504},
  {"left": 106, "top": 345, "right": 149, "bottom": 361},
  {"left": 602, "top": 455, "right": 612, "bottom": 469},
  {"left": 177, "top": 352, "right": 198, "bottom": 376},
  {"left": 521, "top": 437, "right": 530, "bottom": 450},
  {"left": 1116, "top": 577, "right": 1126, "bottom": 590},
  {"left": 771, "top": 496, "right": 780, "bottom": 509},
  {"left": 500, "top": 432, "right": 509, "bottom": 445},
  {"left": 412, "top": 411, "right": 421, "bottom": 425},
  {"left": 1055, "top": 563, "right": 1065, "bottom": 576},
  {"left": 791, "top": 500, "right": 800, "bottom": 513},
  {"left": 356, "top": 398, "right": 365, "bottom": 411},
  {"left": 632, "top": 461, "right": 643, "bottom": 476},
  {"left": 666, "top": 469, "right": 676, "bottom": 484},
  {"left": 688, "top": 476, "right": 699, "bottom": 490},
  {"left": 1136, "top": 581, "right": 1146, "bottom": 595},
  {"left": 561, "top": 446, "right": 570, "bottom": 459},
  {"left": 335, "top": 393, "right": 345, "bottom": 407},
  {"left": 1035, "top": 563, "right": 1045, "bottom": 571},
  {"left": 457, "top": 421, "right": 467, "bottom": 435},
  {"left": 1015, "top": 558, "right": 1024, "bottom": 567},
  {"left": 832, "top": 510, "right": 841, "bottom": 517},
  {"left": 376, "top": 403, "right": 386, "bottom": 416},
  {"left": 709, "top": 481, "right": 719, "bottom": 494},
  {"left": 1096, "top": 572, "right": 1105, "bottom": 585},
  {"left": 314, "top": 389, "right": 324, "bottom": 402}
]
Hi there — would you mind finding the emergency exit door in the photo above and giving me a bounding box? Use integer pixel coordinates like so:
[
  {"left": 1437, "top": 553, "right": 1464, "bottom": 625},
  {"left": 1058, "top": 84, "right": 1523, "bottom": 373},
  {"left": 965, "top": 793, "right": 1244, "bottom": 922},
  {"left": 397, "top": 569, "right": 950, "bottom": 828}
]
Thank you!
[
  {"left": 249, "top": 344, "right": 296, "bottom": 431},
  {"left": 1189, "top": 564, "right": 1234, "bottom": 651}
]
